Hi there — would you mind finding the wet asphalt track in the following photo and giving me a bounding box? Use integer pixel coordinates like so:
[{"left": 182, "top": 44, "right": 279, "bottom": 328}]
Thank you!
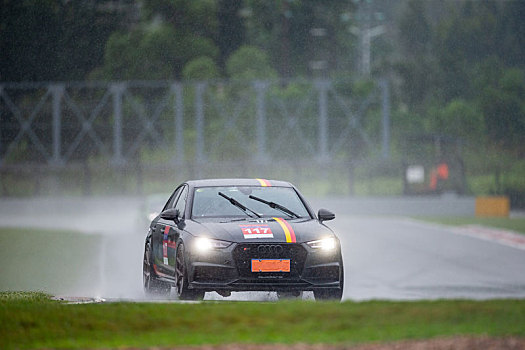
[{"left": 1, "top": 195, "right": 524, "bottom": 301}]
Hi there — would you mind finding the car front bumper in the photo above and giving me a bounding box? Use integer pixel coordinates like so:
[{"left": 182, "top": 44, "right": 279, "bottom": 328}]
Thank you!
[{"left": 187, "top": 242, "right": 343, "bottom": 292}]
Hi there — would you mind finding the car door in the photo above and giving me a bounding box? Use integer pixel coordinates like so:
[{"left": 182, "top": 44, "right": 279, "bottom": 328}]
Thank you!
[
  {"left": 153, "top": 186, "right": 182, "bottom": 275},
  {"left": 156, "top": 185, "right": 189, "bottom": 275}
]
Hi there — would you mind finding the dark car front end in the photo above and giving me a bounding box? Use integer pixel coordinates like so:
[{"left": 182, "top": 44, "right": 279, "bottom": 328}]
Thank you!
[{"left": 187, "top": 236, "right": 343, "bottom": 294}]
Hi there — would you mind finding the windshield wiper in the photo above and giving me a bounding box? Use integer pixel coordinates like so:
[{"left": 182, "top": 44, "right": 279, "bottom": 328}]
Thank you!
[
  {"left": 218, "top": 192, "right": 261, "bottom": 218},
  {"left": 248, "top": 195, "right": 300, "bottom": 218}
]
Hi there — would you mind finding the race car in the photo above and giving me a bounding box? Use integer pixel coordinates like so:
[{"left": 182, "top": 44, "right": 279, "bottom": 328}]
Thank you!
[{"left": 142, "top": 178, "right": 344, "bottom": 301}]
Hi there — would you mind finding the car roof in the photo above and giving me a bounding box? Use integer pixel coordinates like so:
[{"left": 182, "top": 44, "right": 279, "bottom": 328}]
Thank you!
[{"left": 185, "top": 178, "right": 293, "bottom": 188}]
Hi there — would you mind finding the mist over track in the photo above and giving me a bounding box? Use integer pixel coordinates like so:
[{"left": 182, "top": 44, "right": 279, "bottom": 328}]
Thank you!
[{"left": 1, "top": 195, "right": 524, "bottom": 300}]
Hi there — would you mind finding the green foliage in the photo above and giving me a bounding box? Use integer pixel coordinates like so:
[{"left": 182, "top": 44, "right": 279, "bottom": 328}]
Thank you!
[
  {"left": 141, "top": 0, "right": 217, "bottom": 39},
  {"left": 398, "top": 0, "right": 431, "bottom": 57},
  {"left": 243, "top": 0, "right": 355, "bottom": 77},
  {"left": 3, "top": 0, "right": 525, "bottom": 198},
  {"left": 216, "top": 0, "right": 245, "bottom": 67},
  {"left": 427, "top": 99, "right": 485, "bottom": 145},
  {"left": 226, "top": 46, "right": 277, "bottom": 79},
  {"left": 395, "top": 0, "right": 525, "bottom": 160},
  {"left": 479, "top": 68, "right": 525, "bottom": 155},
  {"left": 183, "top": 57, "right": 220, "bottom": 80},
  {"left": 99, "top": 23, "right": 219, "bottom": 80},
  {"left": 0, "top": 1, "right": 119, "bottom": 82}
]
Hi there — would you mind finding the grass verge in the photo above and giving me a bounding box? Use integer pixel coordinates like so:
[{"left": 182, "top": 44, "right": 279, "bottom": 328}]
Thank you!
[
  {"left": 415, "top": 217, "right": 525, "bottom": 235},
  {"left": 1, "top": 292, "right": 525, "bottom": 349},
  {"left": 0, "top": 228, "right": 102, "bottom": 293}
]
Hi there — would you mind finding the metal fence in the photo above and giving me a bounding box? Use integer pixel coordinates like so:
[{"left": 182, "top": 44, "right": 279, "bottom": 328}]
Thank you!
[{"left": 0, "top": 79, "right": 391, "bottom": 195}]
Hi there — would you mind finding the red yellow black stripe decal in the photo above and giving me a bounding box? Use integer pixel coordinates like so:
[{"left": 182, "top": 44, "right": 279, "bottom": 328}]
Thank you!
[
  {"left": 256, "top": 178, "right": 271, "bottom": 187},
  {"left": 273, "top": 217, "right": 296, "bottom": 243}
]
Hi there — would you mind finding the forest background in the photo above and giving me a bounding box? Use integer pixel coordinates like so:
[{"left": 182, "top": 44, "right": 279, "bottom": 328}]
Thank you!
[{"left": 1, "top": 0, "right": 524, "bottom": 204}]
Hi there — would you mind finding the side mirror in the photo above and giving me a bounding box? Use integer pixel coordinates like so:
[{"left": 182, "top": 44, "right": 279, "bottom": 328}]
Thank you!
[
  {"left": 160, "top": 208, "right": 180, "bottom": 223},
  {"left": 318, "top": 208, "right": 335, "bottom": 222}
]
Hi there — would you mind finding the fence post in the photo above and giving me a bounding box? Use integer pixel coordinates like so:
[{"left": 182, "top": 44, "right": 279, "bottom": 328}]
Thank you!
[
  {"left": 380, "top": 78, "right": 390, "bottom": 159},
  {"left": 194, "top": 82, "right": 206, "bottom": 165},
  {"left": 172, "top": 83, "right": 184, "bottom": 165},
  {"left": 316, "top": 80, "right": 330, "bottom": 160},
  {"left": 254, "top": 81, "right": 269, "bottom": 162},
  {"left": 111, "top": 83, "right": 126, "bottom": 165},
  {"left": 50, "top": 84, "right": 65, "bottom": 166}
]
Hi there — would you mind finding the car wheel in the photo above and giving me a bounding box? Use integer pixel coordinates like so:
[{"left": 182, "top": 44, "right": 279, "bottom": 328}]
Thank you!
[
  {"left": 143, "top": 239, "right": 171, "bottom": 297},
  {"left": 313, "top": 265, "right": 344, "bottom": 301},
  {"left": 175, "top": 242, "right": 205, "bottom": 300}
]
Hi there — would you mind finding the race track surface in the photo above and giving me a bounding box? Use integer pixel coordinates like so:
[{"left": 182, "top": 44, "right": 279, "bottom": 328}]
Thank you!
[{"left": 1, "top": 195, "right": 524, "bottom": 301}]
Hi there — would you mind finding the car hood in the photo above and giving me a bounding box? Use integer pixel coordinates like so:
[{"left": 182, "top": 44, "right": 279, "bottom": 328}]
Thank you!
[{"left": 189, "top": 217, "right": 335, "bottom": 243}]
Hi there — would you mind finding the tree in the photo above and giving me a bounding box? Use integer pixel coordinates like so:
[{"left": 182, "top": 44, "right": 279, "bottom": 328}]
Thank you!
[
  {"left": 394, "top": 0, "right": 437, "bottom": 112},
  {"left": 0, "top": 0, "right": 120, "bottom": 82},
  {"left": 428, "top": 99, "right": 485, "bottom": 145},
  {"left": 141, "top": 0, "right": 217, "bottom": 39},
  {"left": 97, "top": 23, "right": 218, "bottom": 80},
  {"left": 226, "top": 46, "right": 277, "bottom": 80},
  {"left": 216, "top": 0, "right": 245, "bottom": 69},
  {"left": 480, "top": 68, "right": 525, "bottom": 156},
  {"left": 243, "top": 0, "right": 354, "bottom": 77},
  {"left": 183, "top": 56, "right": 219, "bottom": 80}
]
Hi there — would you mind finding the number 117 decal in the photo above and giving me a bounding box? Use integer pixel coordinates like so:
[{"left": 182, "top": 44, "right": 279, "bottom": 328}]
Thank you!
[{"left": 240, "top": 224, "right": 274, "bottom": 239}]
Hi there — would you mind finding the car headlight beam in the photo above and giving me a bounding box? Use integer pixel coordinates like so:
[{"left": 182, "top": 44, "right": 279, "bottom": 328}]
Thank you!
[
  {"left": 306, "top": 237, "right": 336, "bottom": 251},
  {"left": 194, "top": 237, "right": 231, "bottom": 253}
]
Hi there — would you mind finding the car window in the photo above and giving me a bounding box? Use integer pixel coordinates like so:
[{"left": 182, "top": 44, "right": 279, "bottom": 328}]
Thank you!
[
  {"left": 174, "top": 185, "right": 188, "bottom": 217},
  {"left": 162, "top": 186, "right": 182, "bottom": 211},
  {"left": 191, "top": 186, "right": 310, "bottom": 218}
]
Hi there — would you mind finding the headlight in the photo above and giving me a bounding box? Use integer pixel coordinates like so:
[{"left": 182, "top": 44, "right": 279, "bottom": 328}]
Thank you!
[
  {"left": 306, "top": 237, "right": 336, "bottom": 251},
  {"left": 194, "top": 237, "right": 231, "bottom": 252}
]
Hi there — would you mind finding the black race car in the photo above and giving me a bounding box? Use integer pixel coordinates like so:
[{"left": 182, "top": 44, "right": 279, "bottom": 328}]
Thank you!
[{"left": 143, "top": 178, "right": 344, "bottom": 301}]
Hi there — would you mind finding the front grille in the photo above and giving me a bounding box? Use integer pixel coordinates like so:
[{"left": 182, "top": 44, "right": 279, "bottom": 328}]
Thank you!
[{"left": 233, "top": 243, "right": 307, "bottom": 279}]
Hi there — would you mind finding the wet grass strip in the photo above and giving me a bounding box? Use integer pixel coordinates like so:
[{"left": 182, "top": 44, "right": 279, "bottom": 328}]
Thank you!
[{"left": 1, "top": 292, "right": 525, "bottom": 349}]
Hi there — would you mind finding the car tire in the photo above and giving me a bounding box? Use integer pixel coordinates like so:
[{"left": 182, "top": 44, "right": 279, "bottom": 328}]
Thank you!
[
  {"left": 175, "top": 242, "right": 205, "bottom": 300},
  {"left": 143, "top": 238, "right": 171, "bottom": 297},
  {"left": 313, "top": 264, "right": 344, "bottom": 301}
]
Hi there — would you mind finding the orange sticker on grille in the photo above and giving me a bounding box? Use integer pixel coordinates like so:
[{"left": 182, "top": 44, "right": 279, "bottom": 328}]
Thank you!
[{"left": 251, "top": 259, "right": 290, "bottom": 272}]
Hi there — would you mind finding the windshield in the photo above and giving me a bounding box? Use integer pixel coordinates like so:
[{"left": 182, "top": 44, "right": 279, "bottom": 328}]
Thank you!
[{"left": 191, "top": 186, "right": 310, "bottom": 219}]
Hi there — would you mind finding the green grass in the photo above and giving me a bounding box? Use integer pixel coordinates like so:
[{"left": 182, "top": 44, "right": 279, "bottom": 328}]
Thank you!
[
  {"left": 1, "top": 292, "right": 524, "bottom": 349},
  {"left": 416, "top": 217, "right": 525, "bottom": 235},
  {"left": 0, "top": 228, "right": 102, "bottom": 293}
]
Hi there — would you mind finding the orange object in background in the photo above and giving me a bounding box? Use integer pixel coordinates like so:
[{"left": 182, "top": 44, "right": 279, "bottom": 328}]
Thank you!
[
  {"left": 475, "top": 196, "right": 510, "bottom": 217},
  {"left": 429, "top": 172, "right": 438, "bottom": 190},
  {"left": 437, "top": 163, "right": 449, "bottom": 179},
  {"left": 429, "top": 162, "right": 449, "bottom": 190}
]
